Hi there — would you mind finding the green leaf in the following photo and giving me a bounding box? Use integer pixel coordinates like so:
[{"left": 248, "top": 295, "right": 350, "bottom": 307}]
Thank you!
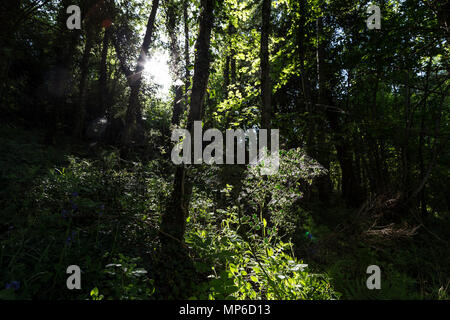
[{"left": 90, "top": 287, "right": 99, "bottom": 296}]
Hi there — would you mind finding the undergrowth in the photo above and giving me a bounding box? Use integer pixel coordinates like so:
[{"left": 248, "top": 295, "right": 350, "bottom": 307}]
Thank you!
[{"left": 0, "top": 126, "right": 448, "bottom": 300}]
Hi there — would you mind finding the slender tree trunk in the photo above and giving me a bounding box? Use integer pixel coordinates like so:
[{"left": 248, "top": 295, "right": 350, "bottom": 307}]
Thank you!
[
  {"left": 166, "top": 0, "right": 185, "bottom": 126},
  {"left": 297, "top": 0, "right": 310, "bottom": 108},
  {"left": 260, "top": 0, "right": 272, "bottom": 130},
  {"left": 160, "top": 0, "right": 215, "bottom": 249},
  {"left": 121, "top": 0, "right": 160, "bottom": 146},
  {"left": 0, "top": 1, "right": 20, "bottom": 103},
  {"left": 418, "top": 57, "right": 432, "bottom": 214},
  {"left": 407, "top": 89, "right": 447, "bottom": 205},
  {"left": 224, "top": 54, "right": 230, "bottom": 96},
  {"left": 367, "top": 75, "right": 385, "bottom": 193},
  {"left": 46, "top": 0, "right": 80, "bottom": 143},
  {"left": 314, "top": 16, "right": 332, "bottom": 204},
  {"left": 74, "top": 30, "right": 95, "bottom": 138},
  {"left": 402, "top": 72, "right": 412, "bottom": 197},
  {"left": 183, "top": 0, "right": 191, "bottom": 107},
  {"left": 296, "top": 0, "right": 315, "bottom": 151},
  {"left": 229, "top": 23, "right": 237, "bottom": 84},
  {"left": 73, "top": 0, "right": 109, "bottom": 138},
  {"left": 99, "top": 27, "right": 111, "bottom": 116},
  {"left": 111, "top": 27, "right": 133, "bottom": 84},
  {"left": 223, "top": 20, "right": 237, "bottom": 100}
]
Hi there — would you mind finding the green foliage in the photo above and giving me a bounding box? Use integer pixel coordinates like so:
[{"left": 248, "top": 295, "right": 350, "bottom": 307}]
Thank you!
[
  {"left": 241, "top": 148, "right": 325, "bottom": 237},
  {"left": 184, "top": 151, "right": 338, "bottom": 300},
  {"left": 326, "top": 247, "right": 421, "bottom": 300},
  {"left": 0, "top": 132, "right": 166, "bottom": 299},
  {"left": 186, "top": 208, "right": 339, "bottom": 300},
  {"left": 93, "top": 254, "right": 155, "bottom": 300},
  {"left": 1, "top": 0, "right": 449, "bottom": 302}
]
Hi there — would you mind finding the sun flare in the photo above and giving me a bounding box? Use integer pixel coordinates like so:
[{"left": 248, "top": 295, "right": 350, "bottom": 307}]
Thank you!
[{"left": 143, "top": 51, "right": 172, "bottom": 98}]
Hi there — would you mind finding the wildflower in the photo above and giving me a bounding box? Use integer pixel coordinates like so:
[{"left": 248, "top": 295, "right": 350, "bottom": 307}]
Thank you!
[
  {"left": 98, "top": 204, "right": 104, "bottom": 216},
  {"left": 61, "top": 209, "right": 68, "bottom": 218},
  {"left": 66, "top": 231, "right": 77, "bottom": 245},
  {"left": 5, "top": 281, "right": 20, "bottom": 291},
  {"left": 71, "top": 203, "right": 78, "bottom": 211},
  {"left": 71, "top": 192, "right": 79, "bottom": 198}
]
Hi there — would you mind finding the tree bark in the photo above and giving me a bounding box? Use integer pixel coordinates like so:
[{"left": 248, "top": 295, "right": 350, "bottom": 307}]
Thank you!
[
  {"left": 111, "top": 27, "right": 133, "bottom": 85},
  {"left": 229, "top": 23, "right": 237, "bottom": 84},
  {"left": 314, "top": 16, "right": 332, "bottom": 204},
  {"left": 160, "top": 0, "right": 215, "bottom": 249},
  {"left": 224, "top": 21, "right": 236, "bottom": 99},
  {"left": 297, "top": 0, "right": 310, "bottom": 108},
  {"left": 166, "top": 0, "right": 185, "bottom": 126},
  {"left": 121, "top": 0, "right": 160, "bottom": 146},
  {"left": 74, "top": 30, "right": 95, "bottom": 138},
  {"left": 183, "top": 0, "right": 191, "bottom": 107},
  {"left": 99, "top": 27, "right": 111, "bottom": 116},
  {"left": 45, "top": 0, "right": 81, "bottom": 143},
  {"left": 418, "top": 57, "right": 432, "bottom": 215},
  {"left": 260, "top": 0, "right": 272, "bottom": 130}
]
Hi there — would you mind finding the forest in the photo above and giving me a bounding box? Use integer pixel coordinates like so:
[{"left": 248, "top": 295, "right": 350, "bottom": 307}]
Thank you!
[{"left": 0, "top": 0, "right": 448, "bottom": 300}]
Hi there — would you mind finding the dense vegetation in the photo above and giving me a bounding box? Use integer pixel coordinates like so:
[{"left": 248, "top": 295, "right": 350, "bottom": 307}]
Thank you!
[{"left": 0, "top": 0, "right": 448, "bottom": 300}]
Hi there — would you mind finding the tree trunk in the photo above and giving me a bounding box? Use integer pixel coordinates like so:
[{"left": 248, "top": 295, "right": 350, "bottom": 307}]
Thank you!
[
  {"left": 45, "top": 0, "right": 81, "bottom": 143},
  {"left": 297, "top": 0, "right": 310, "bottom": 108},
  {"left": 224, "top": 54, "right": 230, "bottom": 96},
  {"left": 160, "top": 0, "right": 215, "bottom": 249},
  {"left": 99, "top": 27, "right": 111, "bottom": 116},
  {"left": 260, "top": 0, "right": 272, "bottom": 130},
  {"left": 314, "top": 16, "right": 332, "bottom": 204},
  {"left": 166, "top": 0, "right": 185, "bottom": 126},
  {"left": 229, "top": 23, "right": 237, "bottom": 84},
  {"left": 184, "top": 0, "right": 191, "bottom": 107},
  {"left": 74, "top": 31, "right": 95, "bottom": 138},
  {"left": 402, "top": 72, "right": 412, "bottom": 197},
  {"left": 418, "top": 57, "right": 432, "bottom": 215},
  {"left": 121, "top": 0, "right": 160, "bottom": 146}
]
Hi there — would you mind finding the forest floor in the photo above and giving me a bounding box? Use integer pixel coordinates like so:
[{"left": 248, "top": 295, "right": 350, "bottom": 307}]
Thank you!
[{"left": 1, "top": 124, "right": 448, "bottom": 300}]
